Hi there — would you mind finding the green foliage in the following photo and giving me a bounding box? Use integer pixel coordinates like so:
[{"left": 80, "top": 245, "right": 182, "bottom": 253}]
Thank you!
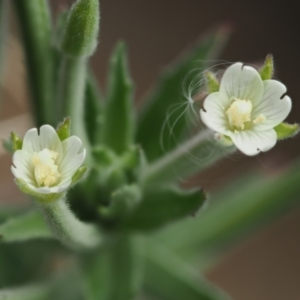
[
  {"left": 137, "top": 26, "right": 230, "bottom": 161},
  {"left": 84, "top": 71, "right": 104, "bottom": 144},
  {"left": 0, "top": 210, "right": 51, "bottom": 243},
  {"left": 143, "top": 240, "right": 231, "bottom": 300},
  {"left": 61, "top": 0, "right": 100, "bottom": 57},
  {"left": 12, "top": 0, "right": 55, "bottom": 126},
  {"left": 125, "top": 187, "right": 206, "bottom": 231},
  {"left": 101, "top": 43, "right": 135, "bottom": 154},
  {"left": 11, "top": 131, "right": 23, "bottom": 151}
]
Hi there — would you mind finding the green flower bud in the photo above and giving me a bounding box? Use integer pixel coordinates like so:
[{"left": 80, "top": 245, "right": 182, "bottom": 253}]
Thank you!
[{"left": 61, "top": 0, "right": 100, "bottom": 57}]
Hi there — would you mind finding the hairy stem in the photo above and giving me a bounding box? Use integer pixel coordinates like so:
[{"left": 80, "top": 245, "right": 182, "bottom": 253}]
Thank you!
[
  {"left": 58, "top": 56, "right": 92, "bottom": 165},
  {"left": 38, "top": 197, "right": 101, "bottom": 251},
  {"left": 143, "top": 130, "right": 236, "bottom": 185}
]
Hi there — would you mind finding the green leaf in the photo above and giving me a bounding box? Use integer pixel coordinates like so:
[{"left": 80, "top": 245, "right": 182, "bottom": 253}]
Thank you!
[
  {"left": 274, "top": 122, "right": 300, "bottom": 140},
  {"left": 205, "top": 70, "right": 220, "bottom": 93},
  {"left": 142, "top": 239, "right": 231, "bottom": 300},
  {"left": 81, "top": 235, "right": 142, "bottom": 300},
  {"left": 61, "top": 0, "right": 100, "bottom": 57},
  {"left": 259, "top": 54, "right": 274, "bottom": 80},
  {"left": 137, "top": 26, "right": 230, "bottom": 161},
  {"left": 99, "top": 185, "right": 141, "bottom": 222},
  {"left": 101, "top": 42, "right": 135, "bottom": 154},
  {"left": 0, "top": 284, "right": 51, "bottom": 300},
  {"left": 0, "top": 210, "right": 52, "bottom": 243},
  {"left": 12, "top": 0, "right": 55, "bottom": 126},
  {"left": 84, "top": 71, "right": 104, "bottom": 145},
  {"left": 56, "top": 117, "right": 71, "bottom": 141},
  {"left": 154, "top": 162, "right": 300, "bottom": 269},
  {"left": 125, "top": 186, "right": 206, "bottom": 231}
]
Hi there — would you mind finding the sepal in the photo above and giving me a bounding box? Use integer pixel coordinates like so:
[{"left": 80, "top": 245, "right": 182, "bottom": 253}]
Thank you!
[
  {"left": 274, "top": 122, "right": 300, "bottom": 140},
  {"left": 214, "top": 133, "right": 234, "bottom": 146},
  {"left": 205, "top": 70, "right": 220, "bottom": 93},
  {"left": 15, "top": 178, "right": 64, "bottom": 203},
  {"left": 56, "top": 117, "right": 71, "bottom": 141},
  {"left": 259, "top": 54, "right": 274, "bottom": 80},
  {"left": 71, "top": 166, "right": 89, "bottom": 186},
  {"left": 11, "top": 131, "right": 23, "bottom": 152}
]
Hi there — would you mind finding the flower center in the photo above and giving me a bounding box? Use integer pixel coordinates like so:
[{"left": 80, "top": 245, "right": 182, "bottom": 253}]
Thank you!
[
  {"left": 31, "top": 149, "right": 60, "bottom": 187},
  {"left": 226, "top": 98, "right": 253, "bottom": 130}
]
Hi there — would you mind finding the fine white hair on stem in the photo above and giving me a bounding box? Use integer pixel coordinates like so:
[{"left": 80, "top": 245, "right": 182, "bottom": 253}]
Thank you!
[{"left": 158, "top": 60, "right": 236, "bottom": 183}]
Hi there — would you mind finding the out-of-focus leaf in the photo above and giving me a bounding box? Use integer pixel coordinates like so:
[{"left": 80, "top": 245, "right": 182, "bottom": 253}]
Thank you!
[
  {"left": 153, "top": 162, "right": 300, "bottom": 268},
  {"left": 12, "top": 0, "right": 55, "bottom": 126},
  {"left": 0, "top": 210, "right": 52, "bottom": 243},
  {"left": 81, "top": 235, "right": 142, "bottom": 300},
  {"left": 0, "top": 284, "right": 51, "bottom": 300},
  {"left": 84, "top": 71, "right": 104, "bottom": 145},
  {"left": 142, "top": 239, "right": 231, "bottom": 300},
  {"left": 124, "top": 186, "right": 206, "bottom": 231},
  {"left": 101, "top": 42, "right": 135, "bottom": 154},
  {"left": 137, "top": 26, "right": 231, "bottom": 161}
]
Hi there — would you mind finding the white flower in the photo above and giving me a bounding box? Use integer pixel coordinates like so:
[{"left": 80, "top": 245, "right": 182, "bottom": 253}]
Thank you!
[
  {"left": 11, "top": 125, "right": 86, "bottom": 194},
  {"left": 200, "top": 62, "right": 292, "bottom": 156}
]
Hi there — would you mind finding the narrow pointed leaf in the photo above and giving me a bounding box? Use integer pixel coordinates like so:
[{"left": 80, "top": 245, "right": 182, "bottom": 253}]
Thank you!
[
  {"left": 205, "top": 70, "right": 220, "bottom": 93},
  {"left": 125, "top": 186, "right": 206, "bottom": 231},
  {"left": 101, "top": 43, "right": 135, "bottom": 154},
  {"left": 12, "top": 0, "right": 55, "bottom": 126},
  {"left": 154, "top": 161, "right": 300, "bottom": 268},
  {"left": 0, "top": 210, "right": 52, "bottom": 243},
  {"left": 143, "top": 240, "right": 231, "bottom": 300},
  {"left": 84, "top": 71, "right": 104, "bottom": 144},
  {"left": 137, "top": 26, "right": 231, "bottom": 161}
]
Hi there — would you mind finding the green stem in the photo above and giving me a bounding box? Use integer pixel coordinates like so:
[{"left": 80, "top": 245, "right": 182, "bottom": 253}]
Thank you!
[
  {"left": 58, "top": 56, "right": 92, "bottom": 165},
  {"left": 38, "top": 197, "right": 101, "bottom": 251},
  {"left": 12, "top": 0, "right": 54, "bottom": 126},
  {"left": 143, "top": 130, "right": 236, "bottom": 185}
]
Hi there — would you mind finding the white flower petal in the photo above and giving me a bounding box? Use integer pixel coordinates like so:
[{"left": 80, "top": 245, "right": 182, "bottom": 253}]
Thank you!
[
  {"left": 220, "top": 63, "right": 264, "bottom": 105},
  {"left": 11, "top": 150, "right": 35, "bottom": 185},
  {"left": 59, "top": 136, "right": 86, "bottom": 179},
  {"left": 60, "top": 150, "right": 86, "bottom": 180},
  {"left": 253, "top": 80, "right": 292, "bottom": 130},
  {"left": 229, "top": 129, "right": 277, "bottom": 156},
  {"left": 22, "top": 128, "right": 40, "bottom": 153},
  {"left": 39, "top": 125, "right": 63, "bottom": 155},
  {"left": 200, "top": 92, "right": 230, "bottom": 134}
]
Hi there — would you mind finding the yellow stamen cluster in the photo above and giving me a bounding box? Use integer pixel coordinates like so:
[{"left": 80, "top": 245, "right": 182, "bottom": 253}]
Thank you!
[
  {"left": 226, "top": 98, "right": 266, "bottom": 130},
  {"left": 32, "top": 149, "right": 60, "bottom": 187}
]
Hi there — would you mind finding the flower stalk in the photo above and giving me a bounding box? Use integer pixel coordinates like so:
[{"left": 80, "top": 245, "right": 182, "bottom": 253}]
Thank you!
[
  {"left": 38, "top": 197, "right": 101, "bottom": 251},
  {"left": 143, "top": 129, "right": 236, "bottom": 186}
]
